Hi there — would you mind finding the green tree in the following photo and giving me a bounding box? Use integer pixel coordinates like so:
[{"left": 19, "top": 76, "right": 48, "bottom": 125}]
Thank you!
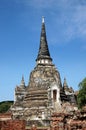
[
  {"left": 77, "top": 78, "right": 86, "bottom": 109},
  {"left": 0, "top": 101, "right": 13, "bottom": 113}
]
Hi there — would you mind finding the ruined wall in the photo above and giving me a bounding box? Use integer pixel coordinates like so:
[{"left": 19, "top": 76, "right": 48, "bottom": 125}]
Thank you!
[
  {"left": 50, "top": 107, "right": 86, "bottom": 130},
  {"left": 0, "top": 118, "right": 86, "bottom": 130},
  {"left": 0, "top": 120, "right": 25, "bottom": 130},
  {"left": 0, "top": 106, "right": 86, "bottom": 130},
  {"left": 0, "top": 113, "right": 12, "bottom": 121}
]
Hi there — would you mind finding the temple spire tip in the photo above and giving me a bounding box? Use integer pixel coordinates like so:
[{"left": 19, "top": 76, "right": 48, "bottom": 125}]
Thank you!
[{"left": 42, "top": 16, "right": 45, "bottom": 23}]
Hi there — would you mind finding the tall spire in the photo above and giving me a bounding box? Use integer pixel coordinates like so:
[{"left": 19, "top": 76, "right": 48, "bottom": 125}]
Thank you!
[
  {"left": 63, "top": 78, "right": 68, "bottom": 89},
  {"left": 36, "top": 17, "right": 52, "bottom": 64}
]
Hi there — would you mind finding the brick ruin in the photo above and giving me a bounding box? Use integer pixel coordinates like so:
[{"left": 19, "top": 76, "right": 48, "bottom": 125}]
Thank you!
[
  {"left": 0, "top": 113, "right": 12, "bottom": 121},
  {"left": 0, "top": 106, "right": 86, "bottom": 130},
  {"left": 51, "top": 106, "right": 86, "bottom": 130},
  {"left": 0, "top": 120, "right": 26, "bottom": 130}
]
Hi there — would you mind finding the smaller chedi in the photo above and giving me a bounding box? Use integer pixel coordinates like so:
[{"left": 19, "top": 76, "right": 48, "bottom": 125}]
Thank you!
[{"left": 11, "top": 17, "right": 77, "bottom": 126}]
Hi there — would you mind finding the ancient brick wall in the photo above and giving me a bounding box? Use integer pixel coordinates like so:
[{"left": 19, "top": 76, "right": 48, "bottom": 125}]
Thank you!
[
  {"left": 0, "top": 120, "right": 25, "bottom": 130},
  {"left": 50, "top": 107, "right": 86, "bottom": 130},
  {"left": 26, "top": 128, "right": 48, "bottom": 130},
  {"left": 0, "top": 119, "right": 86, "bottom": 130},
  {"left": 0, "top": 106, "right": 86, "bottom": 130},
  {"left": 0, "top": 113, "right": 12, "bottom": 121}
]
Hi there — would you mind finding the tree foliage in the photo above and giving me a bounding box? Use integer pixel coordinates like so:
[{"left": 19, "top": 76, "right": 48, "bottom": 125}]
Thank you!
[
  {"left": 77, "top": 78, "right": 86, "bottom": 109},
  {"left": 0, "top": 101, "right": 13, "bottom": 113}
]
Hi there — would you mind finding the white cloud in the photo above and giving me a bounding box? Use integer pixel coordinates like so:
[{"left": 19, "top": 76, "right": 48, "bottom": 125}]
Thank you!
[
  {"left": 48, "top": 0, "right": 86, "bottom": 45},
  {"left": 14, "top": 0, "right": 86, "bottom": 45},
  {"left": 15, "top": 0, "right": 55, "bottom": 8}
]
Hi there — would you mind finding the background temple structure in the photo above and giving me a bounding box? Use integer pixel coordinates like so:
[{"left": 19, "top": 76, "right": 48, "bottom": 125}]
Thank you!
[{"left": 10, "top": 17, "right": 77, "bottom": 126}]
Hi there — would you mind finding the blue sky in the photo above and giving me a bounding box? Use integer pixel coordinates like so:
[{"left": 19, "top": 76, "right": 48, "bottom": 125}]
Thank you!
[{"left": 0, "top": 0, "right": 86, "bottom": 101}]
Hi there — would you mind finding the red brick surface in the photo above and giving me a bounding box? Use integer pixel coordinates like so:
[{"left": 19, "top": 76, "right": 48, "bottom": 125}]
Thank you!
[
  {"left": 0, "top": 106, "right": 86, "bottom": 130},
  {"left": 0, "top": 120, "right": 25, "bottom": 130},
  {"left": 0, "top": 113, "right": 12, "bottom": 120},
  {"left": 0, "top": 113, "right": 11, "bottom": 118}
]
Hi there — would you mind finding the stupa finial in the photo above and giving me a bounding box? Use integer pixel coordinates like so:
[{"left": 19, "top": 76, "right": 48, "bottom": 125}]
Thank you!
[{"left": 42, "top": 16, "right": 45, "bottom": 23}]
